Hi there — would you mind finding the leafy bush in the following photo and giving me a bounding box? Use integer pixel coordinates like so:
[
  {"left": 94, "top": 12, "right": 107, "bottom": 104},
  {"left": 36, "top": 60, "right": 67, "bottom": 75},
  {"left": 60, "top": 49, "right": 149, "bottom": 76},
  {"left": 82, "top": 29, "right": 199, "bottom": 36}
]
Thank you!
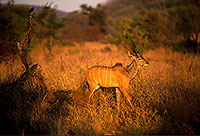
[
  {"left": 136, "top": 8, "right": 167, "bottom": 47},
  {"left": 0, "top": 2, "right": 28, "bottom": 55},
  {"left": 80, "top": 4, "right": 108, "bottom": 33},
  {"left": 107, "top": 17, "right": 149, "bottom": 52}
]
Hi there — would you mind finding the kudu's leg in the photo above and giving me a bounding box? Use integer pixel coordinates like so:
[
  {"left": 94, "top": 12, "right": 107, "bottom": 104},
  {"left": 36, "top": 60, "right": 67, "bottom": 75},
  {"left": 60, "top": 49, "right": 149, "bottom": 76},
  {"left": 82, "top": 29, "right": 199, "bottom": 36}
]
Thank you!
[
  {"left": 88, "top": 84, "right": 100, "bottom": 101},
  {"left": 116, "top": 88, "right": 121, "bottom": 111},
  {"left": 119, "top": 87, "right": 133, "bottom": 108}
]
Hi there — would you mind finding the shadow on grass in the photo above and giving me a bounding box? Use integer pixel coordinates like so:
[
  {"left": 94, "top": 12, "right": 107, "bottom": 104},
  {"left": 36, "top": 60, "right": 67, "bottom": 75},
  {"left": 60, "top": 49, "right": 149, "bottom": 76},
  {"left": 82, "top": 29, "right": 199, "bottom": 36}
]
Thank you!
[{"left": 160, "top": 85, "right": 200, "bottom": 135}]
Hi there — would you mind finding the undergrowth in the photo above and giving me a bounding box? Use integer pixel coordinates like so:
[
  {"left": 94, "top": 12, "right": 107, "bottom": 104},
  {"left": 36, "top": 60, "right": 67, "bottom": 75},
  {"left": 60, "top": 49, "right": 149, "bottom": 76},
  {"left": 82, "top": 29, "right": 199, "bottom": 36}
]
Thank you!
[{"left": 0, "top": 43, "right": 199, "bottom": 135}]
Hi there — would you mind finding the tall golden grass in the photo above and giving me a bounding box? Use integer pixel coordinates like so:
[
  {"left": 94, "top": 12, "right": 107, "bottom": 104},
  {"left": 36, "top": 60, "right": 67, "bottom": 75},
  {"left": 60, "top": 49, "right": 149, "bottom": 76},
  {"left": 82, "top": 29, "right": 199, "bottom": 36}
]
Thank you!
[{"left": 0, "top": 42, "right": 199, "bottom": 135}]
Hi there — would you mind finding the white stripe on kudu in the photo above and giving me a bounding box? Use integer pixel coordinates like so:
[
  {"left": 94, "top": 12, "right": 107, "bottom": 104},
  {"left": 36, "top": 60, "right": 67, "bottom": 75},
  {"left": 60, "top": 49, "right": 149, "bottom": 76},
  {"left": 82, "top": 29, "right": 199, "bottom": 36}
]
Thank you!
[
  {"left": 86, "top": 51, "right": 149, "bottom": 110},
  {"left": 109, "top": 68, "right": 111, "bottom": 86},
  {"left": 104, "top": 68, "right": 107, "bottom": 85},
  {"left": 99, "top": 67, "right": 101, "bottom": 84}
]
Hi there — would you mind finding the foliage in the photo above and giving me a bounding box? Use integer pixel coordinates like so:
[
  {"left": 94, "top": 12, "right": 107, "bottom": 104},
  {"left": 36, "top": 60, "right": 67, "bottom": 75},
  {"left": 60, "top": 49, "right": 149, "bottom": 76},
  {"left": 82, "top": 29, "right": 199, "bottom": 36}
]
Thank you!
[
  {"left": 36, "top": 3, "right": 64, "bottom": 38},
  {"left": 107, "top": 17, "right": 149, "bottom": 52},
  {"left": 105, "top": 0, "right": 200, "bottom": 53},
  {"left": 174, "top": 4, "right": 200, "bottom": 53},
  {"left": 106, "top": 0, "right": 168, "bottom": 50},
  {"left": 172, "top": 40, "right": 187, "bottom": 53},
  {"left": 35, "top": 3, "right": 65, "bottom": 54},
  {"left": 80, "top": 4, "right": 107, "bottom": 33},
  {"left": 107, "top": 8, "right": 167, "bottom": 51},
  {"left": 136, "top": 8, "right": 167, "bottom": 46},
  {"left": 0, "top": 1, "right": 28, "bottom": 53}
]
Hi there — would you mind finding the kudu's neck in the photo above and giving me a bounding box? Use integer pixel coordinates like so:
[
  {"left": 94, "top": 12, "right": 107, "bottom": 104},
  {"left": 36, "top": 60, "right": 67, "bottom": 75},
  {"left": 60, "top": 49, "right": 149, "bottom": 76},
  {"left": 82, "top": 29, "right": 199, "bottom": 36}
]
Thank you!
[{"left": 126, "top": 59, "right": 140, "bottom": 81}]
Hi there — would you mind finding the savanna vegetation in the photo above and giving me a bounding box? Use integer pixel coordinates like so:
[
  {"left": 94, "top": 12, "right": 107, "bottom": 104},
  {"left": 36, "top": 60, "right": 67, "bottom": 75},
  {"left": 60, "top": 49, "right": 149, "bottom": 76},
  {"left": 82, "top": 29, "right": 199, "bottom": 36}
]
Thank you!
[{"left": 0, "top": 0, "right": 200, "bottom": 135}]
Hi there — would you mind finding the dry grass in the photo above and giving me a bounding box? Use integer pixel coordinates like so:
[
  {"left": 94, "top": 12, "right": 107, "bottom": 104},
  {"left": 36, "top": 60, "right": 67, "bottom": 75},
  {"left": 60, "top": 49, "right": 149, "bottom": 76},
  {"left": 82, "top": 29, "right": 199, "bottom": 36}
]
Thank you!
[{"left": 0, "top": 42, "right": 200, "bottom": 135}]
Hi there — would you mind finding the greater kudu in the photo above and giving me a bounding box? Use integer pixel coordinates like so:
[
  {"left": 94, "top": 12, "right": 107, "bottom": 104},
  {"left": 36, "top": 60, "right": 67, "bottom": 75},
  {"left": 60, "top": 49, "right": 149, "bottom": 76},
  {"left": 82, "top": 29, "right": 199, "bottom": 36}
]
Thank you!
[{"left": 86, "top": 51, "right": 149, "bottom": 109}]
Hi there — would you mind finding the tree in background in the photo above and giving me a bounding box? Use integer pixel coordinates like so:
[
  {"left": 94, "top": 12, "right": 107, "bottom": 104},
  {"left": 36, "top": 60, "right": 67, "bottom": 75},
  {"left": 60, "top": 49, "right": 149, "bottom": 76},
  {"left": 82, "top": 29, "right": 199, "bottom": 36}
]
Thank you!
[
  {"left": 0, "top": 1, "right": 28, "bottom": 58},
  {"left": 80, "top": 4, "right": 107, "bottom": 33},
  {"left": 107, "top": 17, "right": 149, "bottom": 52},
  {"left": 175, "top": 3, "right": 200, "bottom": 53},
  {"left": 36, "top": 3, "right": 64, "bottom": 55},
  {"left": 136, "top": 8, "right": 167, "bottom": 47}
]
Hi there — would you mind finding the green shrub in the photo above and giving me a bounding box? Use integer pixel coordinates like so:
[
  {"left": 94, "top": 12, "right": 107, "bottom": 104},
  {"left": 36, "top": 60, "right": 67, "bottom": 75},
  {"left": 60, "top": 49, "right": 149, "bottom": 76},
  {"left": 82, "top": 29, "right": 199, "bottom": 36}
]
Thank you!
[{"left": 107, "top": 17, "right": 149, "bottom": 52}]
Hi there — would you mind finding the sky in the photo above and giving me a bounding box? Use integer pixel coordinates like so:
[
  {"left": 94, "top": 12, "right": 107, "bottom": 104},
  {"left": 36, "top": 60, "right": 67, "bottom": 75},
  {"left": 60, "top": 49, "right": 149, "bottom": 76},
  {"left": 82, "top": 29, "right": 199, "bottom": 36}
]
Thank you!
[{"left": 1, "top": 0, "right": 109, "bottom": 12}]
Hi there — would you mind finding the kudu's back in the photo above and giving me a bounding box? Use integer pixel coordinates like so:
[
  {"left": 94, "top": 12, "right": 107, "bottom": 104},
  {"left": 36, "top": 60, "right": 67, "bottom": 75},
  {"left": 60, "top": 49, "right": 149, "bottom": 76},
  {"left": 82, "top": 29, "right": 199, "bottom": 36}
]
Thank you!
[{"left": 86, "top": 63, "right": 129, "bottom": 88}]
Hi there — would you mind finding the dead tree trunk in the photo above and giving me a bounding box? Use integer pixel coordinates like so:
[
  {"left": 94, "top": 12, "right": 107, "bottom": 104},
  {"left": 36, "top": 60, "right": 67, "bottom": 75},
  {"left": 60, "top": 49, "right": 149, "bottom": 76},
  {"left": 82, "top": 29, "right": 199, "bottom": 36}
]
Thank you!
[{"left": 16, "top": 8, "right": 34, "bottom": 71}]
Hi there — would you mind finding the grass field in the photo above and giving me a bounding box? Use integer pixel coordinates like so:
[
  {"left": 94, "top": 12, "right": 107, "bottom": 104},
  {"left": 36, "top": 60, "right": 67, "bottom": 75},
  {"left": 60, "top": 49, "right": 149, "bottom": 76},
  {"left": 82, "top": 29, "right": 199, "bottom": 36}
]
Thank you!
[{"left": 0, "top": 42, "right": 200, "bottom": 135}]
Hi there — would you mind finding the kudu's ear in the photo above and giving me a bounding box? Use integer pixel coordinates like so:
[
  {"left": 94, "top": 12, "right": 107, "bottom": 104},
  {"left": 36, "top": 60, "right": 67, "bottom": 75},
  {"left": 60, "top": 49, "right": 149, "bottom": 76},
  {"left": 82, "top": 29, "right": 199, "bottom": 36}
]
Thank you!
[
  {"left": 136, "top": 52, "right": 141, "bottom": 57},
  {"left": 128, "top": 51, "right": 131, "bottom": 57}
]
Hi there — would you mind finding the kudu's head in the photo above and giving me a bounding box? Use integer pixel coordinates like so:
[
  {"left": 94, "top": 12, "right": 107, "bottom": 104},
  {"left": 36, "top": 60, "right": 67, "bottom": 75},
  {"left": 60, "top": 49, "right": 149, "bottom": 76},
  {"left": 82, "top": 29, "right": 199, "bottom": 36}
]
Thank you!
[{"left": 128, "top": 51, "right": 149, "bottom": 67}]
